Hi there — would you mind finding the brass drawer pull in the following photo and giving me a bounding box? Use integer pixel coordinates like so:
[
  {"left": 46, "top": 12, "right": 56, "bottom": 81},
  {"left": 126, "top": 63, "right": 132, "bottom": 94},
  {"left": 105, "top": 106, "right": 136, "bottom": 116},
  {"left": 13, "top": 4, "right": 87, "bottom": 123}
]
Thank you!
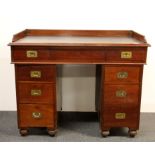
[
  {"left": 117, "top": 72, "right": 128, "bottom": 79},
  {"left": 115, "top": 113, "right": 126, "bottom": 119},
  {"left": 32, "top": 112, "right": 42, "bottom": 119},
  {"left": 26, "top": 50, "right": 38, "bottom": 58},
  {"left": 121, "top": 51, "right": 132, "bottom": 59},
  {"left": 116, "top": 90, "right": 127, "bottom": 97},
  {"left": 31, "top": 89, "right": 42, "bottom": 96},
  {"left": 30, "top": 71, "right": 41, "bottom": 78}
]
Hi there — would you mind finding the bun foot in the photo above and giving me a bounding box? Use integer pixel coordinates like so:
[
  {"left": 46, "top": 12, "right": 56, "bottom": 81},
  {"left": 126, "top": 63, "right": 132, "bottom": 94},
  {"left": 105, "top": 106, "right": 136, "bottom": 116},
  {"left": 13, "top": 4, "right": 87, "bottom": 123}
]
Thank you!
[
  {"left": 129, "top": 130, "right": 137, "bottom": 137},
  {"left": 47, "top": 129, "right": 57, "bottom": 137},
  {"left": 101, "top": 131, "right": 110, "bottom": 137},
  {"left": 20, "top": 129, "right": 28, "bottom": 136}
]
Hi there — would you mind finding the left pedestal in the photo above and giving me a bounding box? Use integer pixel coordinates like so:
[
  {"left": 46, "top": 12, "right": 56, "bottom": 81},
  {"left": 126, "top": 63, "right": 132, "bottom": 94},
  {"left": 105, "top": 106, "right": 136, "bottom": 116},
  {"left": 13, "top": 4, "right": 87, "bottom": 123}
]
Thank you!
[{"left": 15, "top": 64, "right": 57, "bottom": 136}]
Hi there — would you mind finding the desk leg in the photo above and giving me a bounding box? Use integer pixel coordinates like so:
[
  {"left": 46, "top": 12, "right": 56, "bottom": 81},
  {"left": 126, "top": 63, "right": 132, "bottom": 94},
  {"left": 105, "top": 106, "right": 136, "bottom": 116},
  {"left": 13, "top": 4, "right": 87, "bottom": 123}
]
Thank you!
[
  {"left": 47, "top": 128, "right": 57, "bottom": 137},
  {"left": 20, "top": 128, "right": 29, "bottom": 136}
]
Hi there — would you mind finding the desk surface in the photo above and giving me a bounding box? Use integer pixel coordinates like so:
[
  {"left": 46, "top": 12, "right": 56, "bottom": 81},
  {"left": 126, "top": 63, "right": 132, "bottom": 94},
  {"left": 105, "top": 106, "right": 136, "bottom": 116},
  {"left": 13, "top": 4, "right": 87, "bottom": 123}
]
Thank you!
[
  {"left": 15, "top": 36, "right": 142, "bottom": 44},
  {"left": 9, "top": 29, "right": 150, "bottom": 47}
]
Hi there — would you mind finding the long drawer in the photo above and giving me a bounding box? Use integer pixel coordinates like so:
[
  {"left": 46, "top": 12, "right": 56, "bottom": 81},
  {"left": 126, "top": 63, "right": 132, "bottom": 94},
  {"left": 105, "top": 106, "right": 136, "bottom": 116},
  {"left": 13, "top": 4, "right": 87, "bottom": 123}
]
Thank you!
[
  {"left": 18, "top": 104, "right": 55, "bottom": 128},
  {"left": 11, "top": 47, "right": 147, "bottom": 64},
  {"left": 17, "top": 82, "right": 56, "bottom": 104},
  {"left": 12, "top": 48, "right": 105, "bottom": 63}
]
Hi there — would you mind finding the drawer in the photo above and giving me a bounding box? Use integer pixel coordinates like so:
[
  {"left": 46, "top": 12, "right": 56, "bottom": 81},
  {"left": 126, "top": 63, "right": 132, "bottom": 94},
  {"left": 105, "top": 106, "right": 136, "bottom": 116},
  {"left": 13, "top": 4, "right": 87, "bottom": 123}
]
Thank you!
[
  {"left": 12, "top": 48, "right": 51, "bottom": 63},
  {"left": 102, "top": 107, "right": 139, "bottom": 128},
  {"left": 19, "top": 104, "right": 55, "bottom": 127},
  {"left": 104, "top": 66, "right": 141, "bottom": 84},
  {"left": 49, "top": 50, "right": 105, "bottom": 63},
  {"left": 17, "top": 82, "right": 56, "bottom": 104},
  {"left": 103, "top": 84, "right": 140, "bottom": 107},
  {"left": 11, "top": 47, "right": 105, "bottom": 63},
  {"left": 106, "top": 47, "right": 147, "bottom": 63},
  {"left": 16, "top": 65, "right": 56, "bottom": 82}
]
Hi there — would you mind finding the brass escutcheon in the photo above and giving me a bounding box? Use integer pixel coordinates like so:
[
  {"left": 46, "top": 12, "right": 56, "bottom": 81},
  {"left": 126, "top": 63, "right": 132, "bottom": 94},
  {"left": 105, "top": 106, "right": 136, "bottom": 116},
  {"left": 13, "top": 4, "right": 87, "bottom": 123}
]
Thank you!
[
  {"left": 117, "top": 72, "right": 128, "bottom": 79},
  {"left": 31, "top": 89, "right": 42, "bottom": 96},
  {"left": 26, "top": 50, "right": 38, "bottom": 58},
  {"left": 116, "top": 90, "right": 127, "bottom": 97},
  {"left": 32, "top": 112, "right": 42, "bottom": 119},
  {"left": 115, "top": 113, "right": 126, "bottom": 119},
  {"left": 30, "top": 71, "right": 41, "bottom": 78},
  {"left": 121, "top": 51, "right": 132, "bottom": 59}
]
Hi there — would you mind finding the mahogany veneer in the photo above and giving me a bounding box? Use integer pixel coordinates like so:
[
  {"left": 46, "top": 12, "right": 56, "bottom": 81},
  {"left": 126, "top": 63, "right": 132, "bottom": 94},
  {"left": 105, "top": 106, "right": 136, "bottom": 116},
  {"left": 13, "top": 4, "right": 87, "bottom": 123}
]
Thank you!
[{"left": 9, "top": 29, "right": 150, "bottom": 137}]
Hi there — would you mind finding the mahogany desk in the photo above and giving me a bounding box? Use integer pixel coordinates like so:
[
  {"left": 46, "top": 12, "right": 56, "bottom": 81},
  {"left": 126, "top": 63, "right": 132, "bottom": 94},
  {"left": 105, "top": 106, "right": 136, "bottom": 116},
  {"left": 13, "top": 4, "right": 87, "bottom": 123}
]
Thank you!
[{"left": 9, "top": 29, "right": 150, "bottom": 137}]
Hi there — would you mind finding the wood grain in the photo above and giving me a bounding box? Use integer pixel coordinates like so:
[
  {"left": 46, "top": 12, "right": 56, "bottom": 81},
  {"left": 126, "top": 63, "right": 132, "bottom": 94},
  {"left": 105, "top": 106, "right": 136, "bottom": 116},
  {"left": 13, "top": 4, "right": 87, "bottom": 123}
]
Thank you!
[
  {"left": 104, "top": 65, "right": 141, "bottom": 84},
  {"left": 9, "top": 29, "right": 149, "bottom": 136},
  {"left": 19, "top": 104, "right": 55, "bottom": 128},
  {"left": 16, "top": 65, "right": 56, "bottom": 82}
]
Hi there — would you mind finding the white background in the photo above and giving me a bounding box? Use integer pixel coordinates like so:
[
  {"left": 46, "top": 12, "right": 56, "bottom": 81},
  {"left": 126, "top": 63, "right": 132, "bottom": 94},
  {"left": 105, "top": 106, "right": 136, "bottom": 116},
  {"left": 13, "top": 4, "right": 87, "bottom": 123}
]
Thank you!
[{"left": 0, "top": 0, "right": 155, "bottom": 112}]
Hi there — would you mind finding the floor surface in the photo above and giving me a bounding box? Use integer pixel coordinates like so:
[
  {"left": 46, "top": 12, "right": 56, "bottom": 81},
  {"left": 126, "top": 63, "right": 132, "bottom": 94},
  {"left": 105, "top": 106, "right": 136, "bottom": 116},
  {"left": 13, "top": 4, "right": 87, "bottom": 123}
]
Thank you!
[{"left": 0, "top": 112, "right": 154, "bottom": 142}]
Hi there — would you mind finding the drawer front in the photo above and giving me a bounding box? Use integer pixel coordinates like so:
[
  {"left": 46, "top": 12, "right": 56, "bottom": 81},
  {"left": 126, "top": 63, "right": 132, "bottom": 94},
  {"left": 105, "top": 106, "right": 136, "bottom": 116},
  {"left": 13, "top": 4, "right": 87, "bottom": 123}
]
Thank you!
[
  {"left": 12, "top": 47, "right": 105, "bottom": 63},
  {"left": 49, "top": 50, "right": 105, "bottom": 63},
  {"left": 103, "top": 84, "right": 140, "bottom": 106},
  {"left": 106, "top": 48, "right": 147, "bottom": 63},
  {"left": 104, "top": 66, "right": 141, "bottom": 84},
  {"left": 12, "top": 49, "right": 51, "bottom": 62},
  {"left": 18, "top": 82, "right": 55, "bottom": 104},
  {"left": 102, "top": 107, "right": 139, "bottom": 128},
  {"left": 19, "top": 104, "right": 55, "bottom": 127},
  {"left": 16, "top": 65, "right": 56, "bottom": 82}
]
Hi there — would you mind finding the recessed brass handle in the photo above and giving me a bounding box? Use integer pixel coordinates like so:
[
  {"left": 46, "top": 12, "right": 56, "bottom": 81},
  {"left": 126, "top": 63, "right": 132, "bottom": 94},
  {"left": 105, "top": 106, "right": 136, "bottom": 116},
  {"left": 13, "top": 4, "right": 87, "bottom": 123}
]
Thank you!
[
  {"left": 31, "top": 89, "right": 42, "bottom": 96},
  {"left": 121, "top": 51, "right": 132, "bottom": 59},
  {"left": 26, "top": 50, "right": 38, "bottom": 58},
  {"left": 117, "top": 72, "right": 128, "bottom": 79},
  {"left": 115, "top": 113, "right": 126, "bottom": 119},
  {"left": 116, "top": 90, "right": 127, "bottom": 97},
  {"left": 30, "top": 71, "right": 41, "bottom": 78},
  {"left": 32, "top": 112, "right": 42, "bottom": 119}
]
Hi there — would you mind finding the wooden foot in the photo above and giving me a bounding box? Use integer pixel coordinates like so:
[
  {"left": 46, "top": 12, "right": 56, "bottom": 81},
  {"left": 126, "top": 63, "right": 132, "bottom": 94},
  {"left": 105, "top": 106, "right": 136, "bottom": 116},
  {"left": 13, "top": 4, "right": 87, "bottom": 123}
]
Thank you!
[
  {"left": 47, "top": 129, "right": 57, "bottom": 137},
  {"left": 129, "top": 130, "right": 137, "bottom": 137},
  {"left": 101, "top": 131, "right": 110, "bottom": 137},
  {"left": 20, "top": 129, "right": 28, "bottom": 136}
]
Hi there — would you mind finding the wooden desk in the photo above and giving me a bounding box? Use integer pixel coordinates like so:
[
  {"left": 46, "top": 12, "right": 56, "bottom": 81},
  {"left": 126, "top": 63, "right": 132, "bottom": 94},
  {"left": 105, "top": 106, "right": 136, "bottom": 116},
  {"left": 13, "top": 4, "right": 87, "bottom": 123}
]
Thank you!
[{"left": 9, "top": 29, "right": 150, "bottom": 137}]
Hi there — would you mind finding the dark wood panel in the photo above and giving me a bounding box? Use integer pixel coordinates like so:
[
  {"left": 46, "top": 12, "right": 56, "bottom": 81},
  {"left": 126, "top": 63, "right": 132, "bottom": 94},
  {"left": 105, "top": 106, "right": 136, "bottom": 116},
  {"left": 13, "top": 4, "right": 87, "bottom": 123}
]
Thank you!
[
  {"left": 101, "top": 107, "right": 139, "bottom": 129},
  {"left": 103, "top": 84, "right": 140, "bottom": 107},
  {"left": 16, "top": 64, "right": 56, "bottom": 82},
  {"left": 106, "top": 47, "right": 147, "bottom": 63},
  {"left": 12, "top": 48, "right": 51, "bottom": 62},
  {"left": 17, "top": 82, "right": 56, "bottom": 104},
  {"left": 104, "top": 65, "right": 141, "bottom": 84},
  {"left": 12, "top": 47, "right": 147, "bottom": 64},
  {"left": 12, "top": 48, "right": 105, "bottom": 63},
  {"left": 19, "top": 104, "right": 55, "bottom": 128}
]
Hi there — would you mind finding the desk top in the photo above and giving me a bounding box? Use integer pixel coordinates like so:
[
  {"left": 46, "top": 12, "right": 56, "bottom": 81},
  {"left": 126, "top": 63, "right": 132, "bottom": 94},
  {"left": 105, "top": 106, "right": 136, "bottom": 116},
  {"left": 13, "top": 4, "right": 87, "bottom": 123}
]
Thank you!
[{"left": 9, "top": 29, "right": 150, "bottom": 47}]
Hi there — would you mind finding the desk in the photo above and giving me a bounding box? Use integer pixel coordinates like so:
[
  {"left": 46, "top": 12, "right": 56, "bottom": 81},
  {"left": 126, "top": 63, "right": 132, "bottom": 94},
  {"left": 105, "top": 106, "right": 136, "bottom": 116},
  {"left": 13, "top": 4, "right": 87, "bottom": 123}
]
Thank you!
[{"left": 9, "top": 29, "right": 150, "bottom": 137}]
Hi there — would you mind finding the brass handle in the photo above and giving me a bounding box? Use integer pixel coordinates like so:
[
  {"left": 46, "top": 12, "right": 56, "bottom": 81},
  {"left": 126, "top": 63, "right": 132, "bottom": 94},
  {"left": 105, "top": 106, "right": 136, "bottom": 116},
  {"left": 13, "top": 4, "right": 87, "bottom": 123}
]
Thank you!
[
  {"left": 30, "top": 71, "right": 41, "bottom": 78},
  {"left": 26, "top": 50, "right": 38, "bottom": 58},
  {"left": 116, "top": 90, "right": 127, "bottom": 97},
  {"left": 117, "top": 72, "right": 128, "bottom": 79},
  {"left": 32, "top": 112, "right": 42, "bottom": 119},
  {"left": 121, "top": 51, "right": 132, "bottom": 59},
  {"left": 115, "top": 113, "right": 126, "bottom": 119},
  {"left": 31, "top": 89, "right": 42, "bottom": 96}
]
